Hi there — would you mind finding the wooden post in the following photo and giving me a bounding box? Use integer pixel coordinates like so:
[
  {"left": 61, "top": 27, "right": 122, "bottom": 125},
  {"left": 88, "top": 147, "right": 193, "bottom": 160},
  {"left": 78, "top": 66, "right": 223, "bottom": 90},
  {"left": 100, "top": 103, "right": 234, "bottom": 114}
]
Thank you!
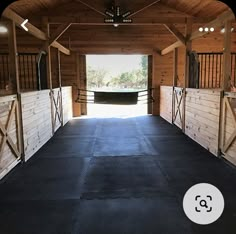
[
  {"left": 7, "top": 20, "right": 25, "bottom": 161},
  {"left": 152, "top": 51, "right": 160, "bottom": 116},
  {"left": 78, "top": 54, "right": 87, "bottom": 115},
  {"left": 148, "top": 55, "right": 153, "bottom": 114},
  {"left": 7, "top": 20, "right": 18, "bottom": 93},
  {"left": 184, "top": 19, "right": 192, "bottom": 89},
  {"left": 42, "top": 17, "right": 55, "bottom": 134},
  {"left": 173, "top": 48, "right": 178, "bottom": 87},
  {"left": 182, "top": 19, "right": 192, "bottom": 133},
  {"left": 219, "top": 20, "right": 232, "bottom": 157},
  {"left": 57, "top": 49, "right": 64, "bottom": 126},
  {"left": 222, "top": 20, "right": 232, "bottom": 91}
]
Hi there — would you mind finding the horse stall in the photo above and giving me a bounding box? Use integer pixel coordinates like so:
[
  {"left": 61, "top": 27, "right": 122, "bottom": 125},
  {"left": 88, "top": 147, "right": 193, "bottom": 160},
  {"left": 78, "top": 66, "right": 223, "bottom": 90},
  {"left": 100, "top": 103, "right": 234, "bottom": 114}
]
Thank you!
[
  {"left": 160, "top": 49, "right": 236, "bottom": 163},
  {"left": 0, "top": 49, "right": 73, "bottom": 178}
]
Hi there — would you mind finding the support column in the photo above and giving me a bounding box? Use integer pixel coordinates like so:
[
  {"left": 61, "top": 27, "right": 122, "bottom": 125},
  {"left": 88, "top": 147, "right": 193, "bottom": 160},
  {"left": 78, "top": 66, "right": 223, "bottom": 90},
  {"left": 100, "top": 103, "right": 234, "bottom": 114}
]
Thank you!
[
  {"left": 42, "top": 17, "right": 55, "bottom": 134},
  {"left": 152, "top": 51, "right": 161, "bottom": 116},
  {"left": 148, "top": 55, "right": 153, "bottom": 114},
  {"left": 222, "top": 20, "right": 232, "bottom": 91},
  {"left": 219, "top": 20, "right": 232, "bottom": 157},
  {"left": 173, "top": 48, "right": 178, "bottom": 87},
  {"left": 78, "top": 54, "right": 87, "bottom": 116},
  {"left": 57, "top": 49, "right": 64, "bottom": 126},
  {"left": 7, "top": 20, "right": 24, "bottom": 160},
  {"left": 182, "top": 19, "right": 192, "bottom": 133}
]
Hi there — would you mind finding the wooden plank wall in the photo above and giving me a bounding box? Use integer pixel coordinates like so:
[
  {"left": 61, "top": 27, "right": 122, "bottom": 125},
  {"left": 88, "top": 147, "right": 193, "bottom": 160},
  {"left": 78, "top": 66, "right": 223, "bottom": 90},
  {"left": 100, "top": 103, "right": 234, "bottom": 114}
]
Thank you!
[
  {"left": 62, "top": 86, "right": 73, "bottom": 126},
  {"left": 160, "top": 86, "right": 173, "bottom": 123},
  {"left": 61, "top": 52, "right": 81, "bottom": 117},
  {"left": 185, "top": 88, "right": 221, "bottom": 156},
  {"left": 0, "top": 95, "right": 21, "bottom": 179},
  {"left": 21, "top": 90, "right": 53, "bottom": 161},
  {"left": 51, "top": 47, "right": 60, "bottom": 89},
  {"left": 152, "top": 52, "right": 173, "bottom": 115}
]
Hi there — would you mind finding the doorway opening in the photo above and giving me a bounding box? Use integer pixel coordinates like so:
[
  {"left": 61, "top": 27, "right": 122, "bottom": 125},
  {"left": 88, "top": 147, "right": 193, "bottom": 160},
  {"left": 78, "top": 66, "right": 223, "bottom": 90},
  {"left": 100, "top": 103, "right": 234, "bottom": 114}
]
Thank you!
[{"left": 85, "top": 55, "right": 149, "bottom": 118}]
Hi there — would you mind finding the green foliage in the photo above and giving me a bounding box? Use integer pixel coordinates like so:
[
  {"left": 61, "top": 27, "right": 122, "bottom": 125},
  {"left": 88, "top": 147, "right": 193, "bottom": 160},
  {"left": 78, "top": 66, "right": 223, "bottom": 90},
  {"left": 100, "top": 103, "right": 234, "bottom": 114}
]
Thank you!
[
  {"left": 87, "top": 56, "right": 148, "bottom": 90},
  {"left": 87, "top": 66, "right": 108, "bottom": 88}
]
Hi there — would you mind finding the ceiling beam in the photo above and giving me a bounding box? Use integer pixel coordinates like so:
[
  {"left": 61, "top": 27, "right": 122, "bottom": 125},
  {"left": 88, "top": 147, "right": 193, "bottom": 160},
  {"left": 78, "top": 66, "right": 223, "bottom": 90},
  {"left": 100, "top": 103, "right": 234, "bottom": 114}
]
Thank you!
[
  {"left": 161, "top": 9, "right": 235, "bottom": 56},
  {"left": 2, "top": 8, "right": 70, "bottom": 55},
  {"left": 51, "top": 41, "right": 70, "bottom": 55},
  {"left": 161, "top": 41, "right": 182, "bottom": 56},
  {"left": 49, "top": 23, "right": 72, "bottom": 46},
  {"left": 2, "top": 8, "right": 47, "bottom": 40},
  {"left": 164, "top": 24, "right": 186, "bottom": 45},
  {"left": 48, "top": 16, "right": 212, "bottom": 25}
]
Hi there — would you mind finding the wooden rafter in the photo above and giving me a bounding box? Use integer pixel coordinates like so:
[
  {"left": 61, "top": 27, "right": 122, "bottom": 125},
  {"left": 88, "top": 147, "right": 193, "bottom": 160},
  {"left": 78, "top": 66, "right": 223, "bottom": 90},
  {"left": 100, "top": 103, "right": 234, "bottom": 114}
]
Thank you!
[
  {"left": 49, "top": 23, "right": 72, "bottom": 46},
  {"left": 161, "top": 41, "right": 182, "bottom": 56},
  {"left": 48, "top": 16, "right": 212, "bottom": 25},
  {"left": 2, "top": 8, "right": 70, "bottom": 55},
  {"left": 164, "top": 24, "right": 186, "bottom": 45},
  {"left": 161, "top": 9, "right": 235, "bottom": 56}
]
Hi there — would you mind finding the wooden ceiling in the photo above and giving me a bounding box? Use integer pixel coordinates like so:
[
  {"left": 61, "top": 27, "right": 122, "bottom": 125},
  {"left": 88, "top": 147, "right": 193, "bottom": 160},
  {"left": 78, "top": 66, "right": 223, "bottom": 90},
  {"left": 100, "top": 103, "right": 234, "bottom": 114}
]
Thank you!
[
  {"left": 9, "top": 0, "right": 230, "bottom": 19},
  {"left": 3, "top": 0, "right": 234, "bottom": 54}
]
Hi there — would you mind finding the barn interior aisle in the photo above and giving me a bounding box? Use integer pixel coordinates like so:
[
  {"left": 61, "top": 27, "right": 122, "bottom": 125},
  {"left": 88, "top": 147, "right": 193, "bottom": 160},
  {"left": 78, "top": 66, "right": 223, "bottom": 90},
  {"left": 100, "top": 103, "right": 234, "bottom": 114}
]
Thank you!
[
  {"left": 0, "top": 115, "right": 236, "bottom": 233},
  {"left": 0, "top": 0, "right": 236, "bottom": 233}
]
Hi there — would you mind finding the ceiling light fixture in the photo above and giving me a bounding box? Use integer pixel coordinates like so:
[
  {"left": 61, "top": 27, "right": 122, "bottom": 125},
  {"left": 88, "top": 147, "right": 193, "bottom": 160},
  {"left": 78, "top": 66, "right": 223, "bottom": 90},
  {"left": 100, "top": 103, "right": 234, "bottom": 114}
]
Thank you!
[
  {"left": 104, "top": 4, "right": 132, "bottom": 27},
  {"left": 210, "top": 27, "right": 215, "bottom": 32},
  {"left": 0, "top": 25, "right": 8, "bottom": 33},
  {"left": 220, "top": 27, "right": 234, "bottom": 34},
  {"left": 199, "top": 27, "right": 203, "bottom": 32}
]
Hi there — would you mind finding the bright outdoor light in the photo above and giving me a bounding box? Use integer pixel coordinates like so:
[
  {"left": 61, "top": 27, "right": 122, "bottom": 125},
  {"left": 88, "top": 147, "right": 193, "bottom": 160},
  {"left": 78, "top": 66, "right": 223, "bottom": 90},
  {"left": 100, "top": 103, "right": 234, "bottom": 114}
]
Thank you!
[
  {"left": 204, "top": 27, "right": 209, "bottom": 32},
  {"left": 210, "top": 27, "right": 215, "bottom": 32}
]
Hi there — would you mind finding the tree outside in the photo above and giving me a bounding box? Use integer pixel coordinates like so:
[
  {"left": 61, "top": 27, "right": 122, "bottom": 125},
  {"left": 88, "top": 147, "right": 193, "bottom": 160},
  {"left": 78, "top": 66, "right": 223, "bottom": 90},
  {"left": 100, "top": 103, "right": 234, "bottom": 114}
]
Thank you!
[{"left": 87, "top": 55, "right": 148, "bottom": 91}]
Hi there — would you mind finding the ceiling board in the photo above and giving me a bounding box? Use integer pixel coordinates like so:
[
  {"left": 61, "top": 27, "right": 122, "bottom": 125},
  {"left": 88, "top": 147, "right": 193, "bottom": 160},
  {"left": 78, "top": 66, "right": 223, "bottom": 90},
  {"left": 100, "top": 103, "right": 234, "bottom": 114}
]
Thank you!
[{"left": 8, "top": 0, "right": 231, "bottom": 19}]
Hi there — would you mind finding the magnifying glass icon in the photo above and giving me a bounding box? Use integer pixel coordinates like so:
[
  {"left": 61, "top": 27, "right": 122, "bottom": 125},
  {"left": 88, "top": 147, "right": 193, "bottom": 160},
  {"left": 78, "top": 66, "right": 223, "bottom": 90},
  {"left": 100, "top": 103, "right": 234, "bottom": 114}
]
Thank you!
[{"left": 200, "top": 199, "right": 208, "bottom": 208}]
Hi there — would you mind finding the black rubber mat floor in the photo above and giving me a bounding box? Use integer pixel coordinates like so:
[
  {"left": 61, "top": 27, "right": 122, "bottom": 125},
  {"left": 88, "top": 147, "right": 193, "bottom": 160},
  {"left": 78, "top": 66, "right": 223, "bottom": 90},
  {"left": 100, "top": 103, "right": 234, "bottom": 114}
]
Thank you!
[{"left": 0, "top": 116, "right": 236, "bottom": 234}]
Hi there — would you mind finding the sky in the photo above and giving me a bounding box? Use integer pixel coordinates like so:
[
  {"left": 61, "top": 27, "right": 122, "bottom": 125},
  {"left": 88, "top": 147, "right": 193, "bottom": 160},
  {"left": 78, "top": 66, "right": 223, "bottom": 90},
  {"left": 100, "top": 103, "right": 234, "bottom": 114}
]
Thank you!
[{"left": 86, "top": 55, "right": 143, "bottom": 76}]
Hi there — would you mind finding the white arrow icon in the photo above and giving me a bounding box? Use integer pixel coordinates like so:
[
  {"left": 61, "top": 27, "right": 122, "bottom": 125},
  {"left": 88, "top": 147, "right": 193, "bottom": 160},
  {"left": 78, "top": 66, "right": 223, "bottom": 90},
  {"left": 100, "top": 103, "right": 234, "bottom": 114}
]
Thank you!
[{"left": 21, "top": 19, "right": 28, "bottom": 31}]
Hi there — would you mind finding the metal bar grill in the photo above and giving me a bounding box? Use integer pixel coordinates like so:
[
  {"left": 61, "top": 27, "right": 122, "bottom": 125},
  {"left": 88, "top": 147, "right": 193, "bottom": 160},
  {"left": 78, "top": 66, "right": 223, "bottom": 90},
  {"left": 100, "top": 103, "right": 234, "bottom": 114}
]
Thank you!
[{"left": 18, "top": 53, "right": 38, "bottom": 90}]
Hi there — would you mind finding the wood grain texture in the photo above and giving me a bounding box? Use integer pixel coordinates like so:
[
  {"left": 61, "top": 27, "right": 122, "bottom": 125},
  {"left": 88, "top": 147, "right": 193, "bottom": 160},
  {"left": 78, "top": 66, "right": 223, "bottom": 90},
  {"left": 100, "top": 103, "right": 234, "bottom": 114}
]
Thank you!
[
  {"left": 221, "top": 95, "right": 236, "bottom": 164},
  {"left": 185, "top": 88, "right": 221, "bottom": 156},
  {"left": 21, "top": 90, "right": 52, "bottom": 161},
  {"left": 0, "top": 95, "right": 21, "bottom": 180},
  {"left": 160, "top": 86, "right": 173, "bottom": 123},
  {"left": 62, "top": 86, "right": 73, "bottom": 125}
]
